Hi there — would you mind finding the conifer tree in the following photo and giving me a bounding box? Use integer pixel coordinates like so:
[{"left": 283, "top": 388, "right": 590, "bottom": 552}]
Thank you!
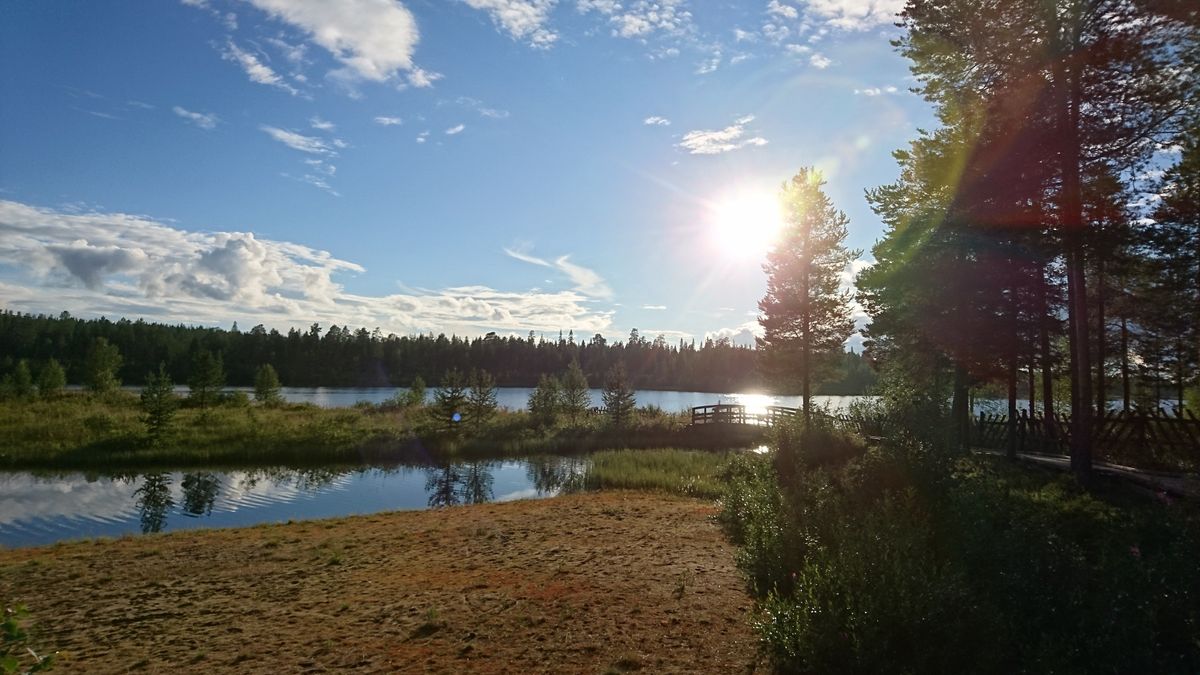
[
  {"left": 528, "top": 373, "right": 561, "bottom": 427},
  {"left": 602, "top": 364, "right": 636, "bottom": 428},
  {"left": 84, "top": 337, "right": 122, "bottom": 395},
  {"left": 188, "top": 350, "right": 225, "bottom": 409},
  {"left": 254, "top": 363, "right": 283, "bottom": 405},
  {"left": 405, "top": 375, "right": 427, "bottom": 407},
  {"left": 140, "top": 363, "right": 177, "bottom": 445},
  {"left": 560, "top": 360, "right": 590, "bottom": 426},
  {"left": 37, "top": 358, "right": 66, "bottom": 398},
  {"left": 434, "top": 369, "right": 468, "bottom": 431},
  {"left": 758, "top": 168, "right": 861, "bottom": 420},
  {"left": 466, "top": 369, "right": 498, "bottom": 429},
  {"left": 11, "top": 360, "right": 33, "bottom": 399}
]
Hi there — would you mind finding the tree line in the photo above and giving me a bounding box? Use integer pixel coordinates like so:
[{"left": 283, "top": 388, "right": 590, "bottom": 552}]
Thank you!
[{"left": 0, "top": 310, "right": 875, "bottom": 394}]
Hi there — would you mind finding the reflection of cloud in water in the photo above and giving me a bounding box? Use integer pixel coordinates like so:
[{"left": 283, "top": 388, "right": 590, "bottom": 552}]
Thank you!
[{"left": 495, "top": 487, "right": 542, "bottom": 502}]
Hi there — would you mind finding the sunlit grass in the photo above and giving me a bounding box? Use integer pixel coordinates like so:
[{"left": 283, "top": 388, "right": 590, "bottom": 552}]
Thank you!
[{"left": 576, "top": 448, "right": 734, "bottom": 498}]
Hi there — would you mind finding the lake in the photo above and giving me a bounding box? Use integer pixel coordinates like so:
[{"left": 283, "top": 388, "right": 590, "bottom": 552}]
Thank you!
[{"left": 0, "top": 457, "right": 586, "bottom": 549}]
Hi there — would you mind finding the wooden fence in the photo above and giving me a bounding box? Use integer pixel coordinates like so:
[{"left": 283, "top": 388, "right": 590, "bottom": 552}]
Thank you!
[
  {"left": 974, "top": 408, "right": 1200, "bottom": 462},
  {"left": 691, "top": 404, "right": 798, "bottom": 427}
]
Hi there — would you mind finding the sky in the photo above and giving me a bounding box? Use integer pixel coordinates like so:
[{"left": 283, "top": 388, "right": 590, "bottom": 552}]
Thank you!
[{"left": 0, "top": 0, "right": 935, "bottom": 349}]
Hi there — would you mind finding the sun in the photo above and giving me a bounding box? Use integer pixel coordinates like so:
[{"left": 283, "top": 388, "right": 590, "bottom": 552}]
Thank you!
[{"left": 708, "top": 187, "right": 785, "bottom": 260}]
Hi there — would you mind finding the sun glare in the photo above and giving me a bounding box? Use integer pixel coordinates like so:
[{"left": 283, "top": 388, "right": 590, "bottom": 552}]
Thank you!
[{"left": 708, "top": 187, "right": 785, "bottom": 260}]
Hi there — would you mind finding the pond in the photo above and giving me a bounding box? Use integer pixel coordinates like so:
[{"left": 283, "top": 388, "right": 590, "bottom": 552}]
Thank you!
[{"left": 0, "top": 456, "right": 587, "bottom": 549}]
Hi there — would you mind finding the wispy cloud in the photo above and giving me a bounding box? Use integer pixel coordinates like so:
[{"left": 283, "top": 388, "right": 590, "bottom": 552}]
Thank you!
[
  {"left": 677, "top": 114, "right": 768, "bottom": 155},
  {"left": 309, "top": 116, "right": 335, "bottom": 131},
  {"left": 854, "top": 85, "right": 898, "bottom": 96},
  {"left": 464, "top": 0, "right": 559, "bottom": 48},
  {"left": 0, "top": 199, "right": 614, "bottom": 336},
  {"left": 503, "top": 246, "right": 613, "bottom": 299},
  {"left": 222, "top": 41, "right": 300, "bottom": 95},
  {"left": 643, "top": 116, "right": 671, "bottom": 126},
  {"left": 260, "top": 126, "right": 335, "bottom": 154},
  {"left": 416, "top": 131, "right": 430, "bottom": 143},
  {"left": 406, "top": 67, "right": 443, "bottom": 88},
  {"left": 374, "top": 116, "right": 404, "bottom": 126},
  {"left": 642, "top": 304, "right": 666, "bottom": 310},
  {"left": 445, "top": 124, "right": 465, "bottom": 135},
  {"left": 173, "top": 106, "right": 219, "bottom": 130}
]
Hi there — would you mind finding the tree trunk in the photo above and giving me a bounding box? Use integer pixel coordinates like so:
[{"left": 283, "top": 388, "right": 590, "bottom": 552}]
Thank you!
[
  {"left": 1096, "top": 252, "right": 1107, "bottom": 414},
  {"left": 1007, "top": 354, "right": 1018, "bottom": 460},
  {"left": 1054, "top": 14, "right": 1092, "bottom": 485},
  {"left": 951, "top": 363, "right": 970, "bottom": 451},
  {"left": 1038, "top": 260, "right": 1056, "bottom": 449},
  {"left": 1121, "top": 317, "right": 1131, "bottom": 411}
]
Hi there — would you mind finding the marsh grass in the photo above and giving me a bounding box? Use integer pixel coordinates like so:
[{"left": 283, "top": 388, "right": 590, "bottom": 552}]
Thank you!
[
  {"left": 576, "top": 448, "right": 733, "bottom": 498},
  {"left": 0, "top": 393, "right": 762, "bottom": 469}
]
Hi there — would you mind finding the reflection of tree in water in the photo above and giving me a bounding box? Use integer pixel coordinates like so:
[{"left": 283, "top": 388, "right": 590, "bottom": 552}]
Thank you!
[
  {"left": 525, "top": 456, "right": 587, "bottom": 494},
  {"left": 180, "top": 472, "right": 221, "bottom": 517},
  {"left": 423, "top": 461, "right": 495, "bottom": 508},
  {"left": 424, "top": 463, "right": 463, "bottom": 508},
  {"left": 134, "top": 472, "right": 174, "bottom": 533}
]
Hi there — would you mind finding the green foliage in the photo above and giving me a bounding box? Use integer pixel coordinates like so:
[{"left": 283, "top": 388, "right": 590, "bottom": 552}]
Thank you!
[
  {"left": 253, "top": 364, "right": 283, "bottom": 405},
  {"left": 466, "top": 370, "right": 498, "bottom": 429},
  {"left": 140, "top": 363, "right": 177, "bottom": 446},
  {"left": 1, "top": 605, "right": 54, "bottom": 674},
  {"left": 578, "top": 449, "right": 731, "bottom": 498},
  {"left": 528, "top": 374, "right": 561, "bottom": 427},
  {"left": 723, "top": 440, "right": 1200, "bottom": 673},
  {"left": 434, "top": 369, "right": 468, "bottom": 431},
  {"left": 559, "top": 360, "right": 590, "bottom": 425},
  {"left": 188, "top": 350, "right": 225, "bottom": 409},
  {"left": 406, "top": 375, "right": 426, "bottom": 407},
  {"left": 83, "top": 337, "right": 122, "bottom": 395},
  {"left": 36, "top": 359, "right": 65, "bottom": 399},
  {"left": 602, "top": 364, "right": 636, "bottom": 428},
  {"left": 11, "top": 362, "right": 33, "bottom": 400}
]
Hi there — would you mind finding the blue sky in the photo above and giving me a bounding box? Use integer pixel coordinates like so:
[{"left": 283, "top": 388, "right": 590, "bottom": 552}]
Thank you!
[{"left": 0, "top": 0, "right": 934, "bottom": 347}]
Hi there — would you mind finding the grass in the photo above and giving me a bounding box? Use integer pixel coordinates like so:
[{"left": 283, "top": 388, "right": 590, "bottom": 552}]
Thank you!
[
  {"left": 574, "top": 448, "right": 734, "bottom": 498},
  {"left": 0, "top": 393, "right": 764, "bottom": 470}
]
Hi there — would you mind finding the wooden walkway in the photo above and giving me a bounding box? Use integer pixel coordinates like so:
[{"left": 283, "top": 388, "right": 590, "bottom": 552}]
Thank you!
[{"left": 690, "top": 404, "right": 798, "bottom": 427}]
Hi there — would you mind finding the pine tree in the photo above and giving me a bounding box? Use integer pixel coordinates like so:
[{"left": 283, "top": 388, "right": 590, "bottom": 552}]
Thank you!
[
  {"left": 84, "top": 337, "right": 122, "bottom": 395},
  {"left": 37, "top": 358, "right": 66, "bottom": 398},
  {"left": 434, "top": 369, "right": 468, "bottom": 431},
  {"left": 11, "top": 360, "right": 33, "bottom": 399},
  {"left": 140, "top": 363, "right": 177, "bottom": 445},
  {"left": 466, "top": 369, "right": 498, "bottom": 429},
  {"left": 759, "top": 168, "right": 861, "bottom": 420},
  {"left": 253, "top": 363, "right": 283, "bottom": 405},
  {"left": 188, "top": 350, "right": 225, "bottom": 409},
  {"left": 405, "top": 375, "right": 427, "bottom": 407},
  {"left": 528, "top": 373, "right": 561, "bottom": 427},
  {"left": 560, "top": 360, "right": 590, "bottom": 426},
  {"left": 602, "top": 364, "right": 636, "bottom": 428}
]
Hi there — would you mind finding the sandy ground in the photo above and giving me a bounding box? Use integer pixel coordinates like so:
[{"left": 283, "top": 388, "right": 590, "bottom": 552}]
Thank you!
[{"left": 1, "top": 492, "right": 763, "bottom": 674}]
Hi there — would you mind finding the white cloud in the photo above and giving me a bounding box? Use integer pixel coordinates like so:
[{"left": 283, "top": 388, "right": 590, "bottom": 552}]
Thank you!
[
  {"left": 244, "top": 0, "right": 421, "bottom": 82},
  {"left": 0, "top": 200, "right": 614, "bottom": 336},
  {"left": 406, "top": 67, "right": 443, "bottom": 88},
  {"left": 704, "top": 321, "right": 761, "bottom": 348},
  {"left": 810, "top": 52, "right": 832, "bottom": 68},
  {"left": 374, "top": 116, "right": 404, "bottom": 126},
  {"left": 642, "top": 304, "right": 666, "bottom": 310},
  {"left": 804, "top": 0, "right": 904, "bottom": 30},
  {"left": 643, "top": 116, "right": 671, "bottom": 126},
  {"left": 677, "top": 114, "right": 768, "bottom": 155},
  {"left": 854, "top": 85, "right": 897, "bottom": 96},
  {"left": 260, "top": 125, "right": 336, "bottom": 154},
  {"left": 445, "top": 124, "right": 466, "bottom": 135},
  {"left": 784, "top": 43, "right": 811, "bottom": 54},
  {"left": 767, "top": 0, "right": 799, "bottom": 20},
  {"left": 172, "top": 106, "right": 219, "bottom": 130},
  {"left": 503, "top": 247, "right": 613, "bottom": 299},
  {"left": 416, "top": 131, "right": 430, "bottom": 143},
  {"left": 578, "top": 0, "right": 694, "bottom": 40},
  {"left": 464, "top": 0, "right": 559, "bottom": 48},
  {"left": 222, "top": 41, "right": 300, "bottom": 95},
  {"left": 733, "top": 28, "right": 757, "bottom": 42},
  {"left": 309, "top": 116, "right": 335, "bottom": 130},
  {"left": 695, "top": 51, "right": 721, "bottom": 75}
]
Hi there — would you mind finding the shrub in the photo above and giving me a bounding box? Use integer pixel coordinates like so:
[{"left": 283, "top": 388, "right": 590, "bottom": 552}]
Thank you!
[
  {"left": 84, "top": 337, "right": 122, "bottom": 395},
  {"left": 528, "top": 374, "right": 560, "bottom": 427},
  {"left": 37, "top": 359, "right": 66, "bottom": 398},
  {"left": 253, "top": 364, "right": 283, "bottom": 405}
]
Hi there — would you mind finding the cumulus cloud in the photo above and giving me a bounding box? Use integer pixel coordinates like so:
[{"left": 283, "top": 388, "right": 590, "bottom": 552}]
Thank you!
[
  {"left": 577, "top": 0, "right": 694, "bottom": 40},
  {"left": 243, "top": 0, "right": 421, "bottom": 82},
  {"left": 503, "top": 247, "right": 613, "bottom": 299},
  {"left": 172, "top": 106, "right": 219, "bottom": 130},
  {"left": 0, "top": 200, "right": 615, "bottom": 336},
  {"left": 261, "top": 125, "right": 336, "bottom": 154},
  {"left": 445, "top": 123, "right": 466, "bottom": 135},
  {"left": 810, "top": 52, "right": 832, "bottom": 68},
  {"left": 222, "top": 41, "right": 301, "bottom": 95},
  {"left": 464, "top": 0, "right": 559, "bottom": 48},
  {"left": 804, "top": 0, "right": 904, "bottom": 30},
  {"left": 406, "top": 66, "right": 443, "bottom": 88},
  {"left": 767, "top": 0, "right": 799, "bottom": 20},
  {"left": 704, "top": 321, "right": 761, "bottom": 348},
  {"left": 643, "top": 116, "right": 671, "bottom": 126},
  {"left": 677, "top": 114, "right": 768, "bottom": 155},
  {"left": 374, "top": 116, "right": 404, "bottom": 126}
]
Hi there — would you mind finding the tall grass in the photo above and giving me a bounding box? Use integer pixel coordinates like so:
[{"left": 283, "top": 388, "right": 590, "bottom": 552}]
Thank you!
[{"left": 576, "top": 448, "right": 733, "bottom": 498}]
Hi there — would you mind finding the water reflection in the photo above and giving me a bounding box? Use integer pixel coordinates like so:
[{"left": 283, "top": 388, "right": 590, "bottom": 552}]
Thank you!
[{"left": 0, "top": 456, "right": 587, "bottom": 548}]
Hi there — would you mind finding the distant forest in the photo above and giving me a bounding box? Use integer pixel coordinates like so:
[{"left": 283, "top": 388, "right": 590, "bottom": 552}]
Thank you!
[{"left": 0, "top": 310, "right": 876, "bottom": 394}]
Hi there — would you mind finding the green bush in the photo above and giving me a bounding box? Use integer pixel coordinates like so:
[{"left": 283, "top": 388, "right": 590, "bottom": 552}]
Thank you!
[{"left": 723, "top": 440, "right": 1200, "bottom": 673}]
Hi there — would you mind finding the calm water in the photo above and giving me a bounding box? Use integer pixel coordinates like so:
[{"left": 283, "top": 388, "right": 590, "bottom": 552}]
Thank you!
[{"left": 0, "top": 456, "right": 586, "bottom": 549}]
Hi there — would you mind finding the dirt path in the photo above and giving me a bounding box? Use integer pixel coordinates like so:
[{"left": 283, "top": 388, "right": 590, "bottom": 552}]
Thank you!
[{"left": 1, "top": 492, "right": 762, "bottom": 674}]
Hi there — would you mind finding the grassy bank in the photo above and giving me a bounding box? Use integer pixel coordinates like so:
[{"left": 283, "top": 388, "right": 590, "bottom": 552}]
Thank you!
[
  {"left": 0, "top": 393, "right": 763, "bottom": 469},
  {"left": 575, "top": 448, "right": 734, "bottom": 498},
  {"left": 721, "top": 421, "right": 1200, "bottom": 673}
]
